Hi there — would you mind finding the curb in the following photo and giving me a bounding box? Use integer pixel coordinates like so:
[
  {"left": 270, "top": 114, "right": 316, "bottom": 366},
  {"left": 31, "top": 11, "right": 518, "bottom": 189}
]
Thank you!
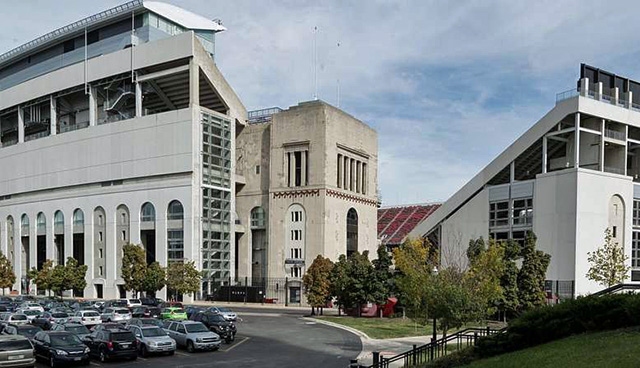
[{"left": 303, "top": 317, "right": 371, "bottom": 340}]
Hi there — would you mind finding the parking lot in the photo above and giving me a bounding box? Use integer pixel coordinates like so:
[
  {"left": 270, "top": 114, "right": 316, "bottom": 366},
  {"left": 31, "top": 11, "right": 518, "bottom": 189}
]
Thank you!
[{"left": 31, "top": 306, "right": 361, "bottom": 368}]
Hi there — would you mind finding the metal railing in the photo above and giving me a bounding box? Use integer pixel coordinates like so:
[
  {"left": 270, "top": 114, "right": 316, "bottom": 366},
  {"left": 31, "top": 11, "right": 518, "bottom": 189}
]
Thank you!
[
  {"left": 24, "top": 130, "right": 50, "bottom": 142},
  {"left": 591, "top": 283, "right": 640, "bottom": 297},
  {"left": 0, "top": 0, "right": 143, "bottom": 66},
  {"left": 60, "top": 121, "right": 90, "bottom": 133},
  {"left": 555, "top": 89, "right": 579, "bottom": 103},
  {"left": 604, "top": 166, "right": 626, "bottom": 175},
  {"left": 604, "top": 129, "right": 625, "bottom": 141},
  {"left": 248, "top": 107, "right": 283, "bottom": 124},
  {"left": 363, "top": 327, "right": 504, "bottom": 368}
]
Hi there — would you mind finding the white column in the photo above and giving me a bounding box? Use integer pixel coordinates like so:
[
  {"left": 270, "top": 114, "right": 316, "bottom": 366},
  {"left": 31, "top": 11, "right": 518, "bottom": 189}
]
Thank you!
[
  {"left": 64, "top": 216, "right": 73, "bottom": 263},
  {"left": 542, "top": 136, "right": 548, "bottom": 174},
  {"left": 356, "top": 161, "right": 361, "bottom": 193},
  {"left": 362, "top": 163, "right": 367, "bottom": 195},
  {"left": 89, "top": 87, "right": 97, "bottom": 126},
  {"left": 628, "top": 91, "right": 634, "bottom": 109},
  {"left": 29, "top": 219, "right": 37, "bottom": 295},
  {"left": 614, "top": 87, "right": 619, "bottom": 105},
  {"left": 12, "top": 222, "right": 21, "bottom": 293},
  {"left": 50, "top": 96, "right": 57, "bottom": 136},
  {"left": 350, "top": 159, "right": 355, "bottom": 191},
  {"left": 83, "top": 219, "right": 94, "bottom": 298},
  {"left": 189, "top": 58, "right": 199, "bottom": 107},
  {"left": 301, "top": 151, "right": 306, "bottom": 186},
  {"left": 596, "top": 82, "right": 603, "bottom": 101},
  {"left": 105, "top": 212, "right": 117, "bottom": 298},
  {"left": 345, "top": 158, "right": 351, "bottom": 191},
  {"left": 17, "top": 107, "right": 24, "bottom": 143},
  {"left": 288, "top": 152, "right": 295, "bottom": 187},
  {"left": 580, "top": 78, "right": 588, "bottom": 97},
  {"left": 156, "top": 213, "right": 167, "bottom": 301},
  {"left": 510, "top": 161, "right": 515, "bottom": 183},
  {"left": 600, "top": 119, "right": 605, "bottom": 171},
  {"left": 46, "top": 219, "right": 55, "bottom": 265},
  {"left": 337, "top": 154, "right": 342, "bottom": 188},
  {"left": 574, "top": 113, "right": 580, "bottom": 168},
  {"left": 343, "top": 157, "right": 348, "bottom": 189},
  {"left": 625, "top": 125, "right": 629, "bottom": 176},
  {"left": 135, "top": 80, "right": 143, "bottom": 118}
]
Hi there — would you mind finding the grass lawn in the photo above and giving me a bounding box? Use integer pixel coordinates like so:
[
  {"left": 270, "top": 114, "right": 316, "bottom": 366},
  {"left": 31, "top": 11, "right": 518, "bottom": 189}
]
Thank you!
[
  {"left": 462, "top": 327, "right": 640, "bottom": 368},
  {"left": 316, "top": 316, "right": 433, "bottom": 339}
]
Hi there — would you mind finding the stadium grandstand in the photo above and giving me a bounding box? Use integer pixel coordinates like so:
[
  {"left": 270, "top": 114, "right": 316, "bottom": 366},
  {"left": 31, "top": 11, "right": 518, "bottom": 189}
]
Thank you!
[{"left": 378, "top": 203, "right": 441, "bottom": 248}]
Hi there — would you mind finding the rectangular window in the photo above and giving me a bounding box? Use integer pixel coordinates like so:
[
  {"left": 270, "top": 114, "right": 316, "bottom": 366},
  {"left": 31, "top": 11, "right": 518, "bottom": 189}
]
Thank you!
[
  {"left": 512, "top": 198, "right": 533, "bottom": 226},
  {"left": 337, "top": 154, "right": 342, "bottom": 188},
  {"left": 294, "top": 151, "right": 302, "bottom": 186},
  {"left": 255, "top": 165, "right": 260, "bottom": 174},
  {"left": 489, "top": 201, "right": 509, "bottom": 227},
  {"left": 633, "top": 231, "right": 640, "bottom": 268},
  {"left": 634, "top": 200, "right": 640, "bottom": 227},
  {"left": 362, "top": 163, "right": 367, "bottom": 195}
]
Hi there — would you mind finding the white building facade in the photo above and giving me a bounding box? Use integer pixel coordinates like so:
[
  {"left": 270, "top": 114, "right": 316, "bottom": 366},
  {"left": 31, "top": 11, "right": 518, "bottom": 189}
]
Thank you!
[
  {"left": 0, "top": 1, "right": 247, "bottom": 301},
  {"left": 411, "top": 64, "right": 640, "bottom": 298}
]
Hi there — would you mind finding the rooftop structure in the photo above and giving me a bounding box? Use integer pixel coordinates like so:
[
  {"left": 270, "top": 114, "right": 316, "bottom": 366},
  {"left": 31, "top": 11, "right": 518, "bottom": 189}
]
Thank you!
[{"left": 377, "top": 203, "right": 441, "bottom": 247}]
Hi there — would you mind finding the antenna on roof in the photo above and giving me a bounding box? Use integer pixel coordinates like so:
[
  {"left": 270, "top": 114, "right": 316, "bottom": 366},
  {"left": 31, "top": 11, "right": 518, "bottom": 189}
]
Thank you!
[
  {"left": 336, "top": 41, "right": 341, "bottom": 108},
  {"left": 313, "top": 26, "right": 318, "bottom": 101}
]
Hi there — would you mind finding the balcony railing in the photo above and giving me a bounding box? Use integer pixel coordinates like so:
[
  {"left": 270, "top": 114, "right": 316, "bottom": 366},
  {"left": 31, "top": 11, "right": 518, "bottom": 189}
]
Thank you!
[
  {"left": 59, "top": 121, "right": 90, "bottom": 133},
  {"left": 605, "top": 166, "right": 626, "bottom": 175},
  {"left": 556, "top": 88, "right": 579, "bottom": 103},
  {"left": 604, "top": 129, "right": 626, "bottom": 141},
  {"left": 24, "top": 130, "right": 50, "bottom": 142}
]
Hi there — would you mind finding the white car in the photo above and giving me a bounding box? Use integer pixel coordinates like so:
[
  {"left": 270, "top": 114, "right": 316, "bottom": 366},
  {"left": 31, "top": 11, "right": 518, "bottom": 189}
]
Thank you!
[
  {"left": 207, "top": 307, "right": 237, "bottom": 322},
  {"left": 1, "top": 313, "right": 29, "bottom": 325},
  {"left": 101, "top": 308, "right": 132, "bottom": 323},
  {"left": 70, "top": 310, "right": 102, "bottom": 326},
  {"left": 120, "top": 299, "right": 142, "bottom": 309},
  {"left": 19, "top": 303, "right": 44, "bottom": 313},
  {"left": 15, "top": 309, "right": 40, "bottom": 321}
]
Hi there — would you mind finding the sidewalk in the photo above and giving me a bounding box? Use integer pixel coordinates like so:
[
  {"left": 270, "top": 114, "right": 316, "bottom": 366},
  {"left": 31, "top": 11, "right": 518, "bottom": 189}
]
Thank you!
[
  {"left": 310, "top": 317, "right": 439, "bottom": 367},
  {"left": 189, "top": 300, "right": 341, "bottom": 315}
]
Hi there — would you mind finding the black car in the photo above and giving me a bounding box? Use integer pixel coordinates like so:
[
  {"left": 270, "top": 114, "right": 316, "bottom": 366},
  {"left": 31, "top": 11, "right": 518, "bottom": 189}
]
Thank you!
[
  {"left": 91, "top": 323, "right": 125, "bottom": 333},
  {"left": 185, "top": 306, "right": 205, "bottom": 319},
  {"left": 83, "top": 329, "right": 138, "bottom": 362},
  {"left": 32, "top": 331, "right": 90, "bottom": 367},
  {"left": 131, "top": 306, "right": 161, "bottom": 318},
  {"left": 128, "top": 318, "right": 164, "bottom": 328},
  {"left": 31, "top": 311, "right": 69, "bottom": 330},
  {"left": 2, "top": 324, "right": 42, "bottom": 341},
  {"left": 191, "top": 312, "right": 236, "bottom": 343},
  {"left": 139, "top": 297, "right": 163, "bottom": 306}
]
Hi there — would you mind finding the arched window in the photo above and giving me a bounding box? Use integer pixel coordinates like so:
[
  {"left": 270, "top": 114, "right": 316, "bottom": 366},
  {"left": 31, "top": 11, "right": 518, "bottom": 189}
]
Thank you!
[
  {"left": 286, "top": 204, "right": 305, "bottom": 279},
  {"left": 168, "top": 200, "right": 184, "bottom": 220},
  {"left": 250, "top": 207, "right": 266, "bottom": 229},
  {"left": 347, "top": 208, "right": 358, "bottom": 257},
  {"left": 73, "top": 209, "right": 84, "bottom": 226},
  {"left": 167, "top": 200, "right": 184, "bottom": 263},
  {"left": 141, "top": 202, "right": 156, "bottom": 222},
  {"left": 21, "top": 214, "right": 29, "bottom": 230},
  {"left": 54, "top": 211, "right": 64, "bottom": 227},
  {"left": 609, "top": 195, "right": 625, "bottom": 247},
  {"left": 36, "top": 213, "right": 46, "bottom": 235}
]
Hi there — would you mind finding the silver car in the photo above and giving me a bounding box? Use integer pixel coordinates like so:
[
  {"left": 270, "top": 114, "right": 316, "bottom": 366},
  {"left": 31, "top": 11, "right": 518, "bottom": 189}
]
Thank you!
[
  {"left": 208, "top": 307, "right": 237, "bottom": 321},
  {"left": 128, "top": 325, "right": 176, "bottom": 357},
  {"left": 163, "top": 321, "right": 221, "bottom": 352},
  {"left": 69, "top": 310, "right": 102, "bottom": 326},
  {"left": 0, "top": 335, "right": 35, "bottom": 368},
  {"left": 101, "top": 308, "right": 132, "bottom": 323}
]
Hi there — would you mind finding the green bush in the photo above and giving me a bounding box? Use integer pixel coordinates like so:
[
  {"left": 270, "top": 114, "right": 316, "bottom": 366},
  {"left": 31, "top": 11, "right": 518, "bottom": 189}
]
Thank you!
[
  {"left": 476, "top": 293, "right": 640, "bottom": 359},
  {"left": 420, "top": 347, "right": 477, "bottom": 368}
]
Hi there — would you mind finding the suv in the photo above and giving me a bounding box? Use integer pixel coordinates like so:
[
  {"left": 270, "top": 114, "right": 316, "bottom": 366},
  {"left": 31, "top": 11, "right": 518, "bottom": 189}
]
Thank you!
[
  {"left": 207, "top": 307, "right": 237, "bottom": 321},
  {"left": 191, "top": 312, "right": 236, "bottom": 343},
  {"left": 128, "top": 325, "right": 176, "bottom": 357},
  {"left": 100, "top": 308, "right": 131, "bottom": 323},
  {"left": 31, "top": 311, "right": 69, "bottom": 330},
  {"left": 127, "top": 318, "right": 163, "bottom": 328},
  {"left": 120, "top": 299, "right": 142, "bottom": 309},
  {"left": 0, "top": 335, "right": 35, "bottom": 368},
  {"left": 1, "top": 324, "right": 42, "bottom": 342},
  {"left": 33, "top": 331, "right": 90, "bottom": 367},
  {"left": 50, "top": 323, "right": 91, "bottom": 340},
  {"left": 69, "top": 311, "right": 102, "bottom": 327},
  {"left": 83, "top": 329, "right": 138, "bottom": 362},
  {"left": 163, "top": 321, "right": 221, "bottom": 352}
]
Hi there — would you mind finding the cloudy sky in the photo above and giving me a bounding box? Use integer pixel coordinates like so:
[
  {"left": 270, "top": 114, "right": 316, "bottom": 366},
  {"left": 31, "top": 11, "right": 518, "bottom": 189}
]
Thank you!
[{"left": 2, "top": 1, "right": 639, "bottom": 205}]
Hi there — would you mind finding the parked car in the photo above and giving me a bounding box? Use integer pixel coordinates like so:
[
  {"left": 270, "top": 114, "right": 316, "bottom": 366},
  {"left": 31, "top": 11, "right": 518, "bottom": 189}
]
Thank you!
[
  {"left": 120, "top": 299, "right": 142, "bottom": 309},
  {"left": 101, "top": 308, "right": 132, "bottom": 323},
  {"left": 1, "top": 324, "right": 42, "bottom": 341},
  {"left": 50, "top": 323, "right": 91, "bottom": 340},
  {"left": 32, "top": 331, "right": 90, "bottom": 367},
  {"left": 160, "top": 307, "right": 187, "bottom": 321},
  {"left": 0, "top": 335, "right": 36, "bottom": 368},
  {"left": 31, "top": 311, "right": 69, "bottom": 330},
  {"left": 83, "top": 328, "right": 138, "bottom": 362},
  {"left": 207, "top": 307, "right": 237, "bottom": 322},
  {"left": 69, "top": 310, "right": 102, "bottom": 327},
  {"left": 15, "top": 309, "right": 40, "bottom": 322},
  {"left": 127, "top": 325, "right": 176, "bottom": 357},
  {"left": 126, "top": 318, "right": 164, "bottom": 328},
  {"left": 91, "top": 302, "right": 106, "bottom": 311},
  {"left": 191, "top": 311, "right": 236, "bottom": 343},
  {"left": 91, "top": 323, "right": 126, "bottom": 333},
  {"left": 185, "top": 306, "right": 205, "bottom": 319},
  {"left": 130, "top": 307, "right": 150, "bottom": 318},
  {"left": 159, "top": 301, "right": 183, "bottom": 309},
  {"left": 163, "top": 321, "right": 221, "bottom": 352},
  {"left": 1, "top": 314, "right": 29, "bottom": 326},
  {"left": 18, "top": 303, "right": 43, "bottom": 313},
  {"left": 139, "top": 297, "right": 163, "bottom": 306},
  {"left": 105, "top": 300, "right": 127, "bottom": 309}
]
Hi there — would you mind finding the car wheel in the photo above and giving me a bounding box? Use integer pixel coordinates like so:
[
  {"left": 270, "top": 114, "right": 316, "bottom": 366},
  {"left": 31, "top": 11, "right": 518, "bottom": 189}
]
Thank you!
[
  {"left": 99, "top": 350, "right": 107, "bottom": 363},
  {"left": 49, "top": 357, "right": 56, "bottom": 368},
  {"left": 186, "top": 340, "right": 195, "bottom": 353},
  {"left": 141, "top": 345, "right": 149, "bottom": 358}
]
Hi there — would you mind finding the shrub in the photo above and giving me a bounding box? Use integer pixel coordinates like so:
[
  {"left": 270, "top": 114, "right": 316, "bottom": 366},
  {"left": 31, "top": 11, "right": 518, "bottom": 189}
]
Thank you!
[{"left": 420, "top": 347, "right": 477, "bottom": 368}]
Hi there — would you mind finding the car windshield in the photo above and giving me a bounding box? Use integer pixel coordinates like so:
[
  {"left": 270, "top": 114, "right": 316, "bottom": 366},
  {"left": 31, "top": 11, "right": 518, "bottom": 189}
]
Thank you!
[
  {"left": 0, "top": 340, "right": 32, "bottom": 351},
  {"left": 172, "top": 309, "right": 185, "bottom": 314},
  {"left": 141, "top": 319, "right": 162, "bottom": 327},
  {"left": 130, "top": 299, "right": 141, "bottom": 304},
  {"left": 52, "top": 313, "right": 68, "bottom": 318},
  {"left": 51, "top": 334, "right": 83, "bottom": 347},
  {"left": 66, "top": 325, "right": 90, "bottom": 334},
  {"left": 18, "top": 326, "right": 41, "bottom": 338},
  {"left": 111, "top": 332, "right": 135, "bottom": 342},
  {"left": 11, "top": 315, "right": 27, "bottom": 321},
  {"left": 83, "top": 311, "right": 99, "bottom": 317},
  {"left": 115, "top": 309, "right": 130, "bottom": 315},
  {"left": 142, "top": 327, "right": 166, "bottom": 337},
  {"left": 22, "top": 310, "right": 39, "bottom": 316},
  {"left": 185, "top": 324, "right": 209, "bottom": 333}
]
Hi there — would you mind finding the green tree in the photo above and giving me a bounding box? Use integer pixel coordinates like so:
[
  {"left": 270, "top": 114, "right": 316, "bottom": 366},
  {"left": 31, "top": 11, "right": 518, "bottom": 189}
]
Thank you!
[
  {"left": 330, "top": 255, "right": 351, "bottom": 315},
  {"left": 35, "top": 260, "right": 54, "bottom": 296},
  {"left": 49, "top": 264, "right": 69, "bottom": 299},
  {"left": 166, "top": 261, "right": 201, "bottom": 300},
  {"left": 466, "top": 237, "right": 486, "bottom": 264},
  {"left": 393, "top": 238, "right": 435, "bottom": 326},
  {"left": 122, "top": 244, "right": 147, "bottom": 297},
  {"left": 586, "top": 228, "right": 630, "bottom": 288},
  {"left": 143, "top": 262, "right": 166, "bottom": 297},
  {"left": 517, "top": 233, "right": 551, "bottom": 312},
  {"left": 372, "top": 244, "right": 395, "bottom": 303},
  {"left": 65, "top": 257, "right": 88, "bottom": 297},
  {"left": 0, "top": 253, "right": 16, "bottom": 295},
  {"left": 498, "top": 239, "right": 521, "bottom": 321},
  {"left": 329, "top": 251, "right": 379, "bottom": 316},
  {"left": 303, "top": 255, "right": 334, "bottom": 315},
  {"left": 466, "top": 239, "right": 505, "bottom": 318}
]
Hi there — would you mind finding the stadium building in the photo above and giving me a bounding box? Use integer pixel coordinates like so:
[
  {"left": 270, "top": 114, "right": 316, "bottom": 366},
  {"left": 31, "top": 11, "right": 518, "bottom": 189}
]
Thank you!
[{"left": 411, "top": 64, "right": 640, "bottom": 298}]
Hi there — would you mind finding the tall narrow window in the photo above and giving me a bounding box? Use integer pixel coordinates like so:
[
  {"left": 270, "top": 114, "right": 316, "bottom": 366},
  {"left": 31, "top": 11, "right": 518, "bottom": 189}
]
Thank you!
[
  {"left": 337, "top": 154, "right": 342, "bottom": 188},
  {"left": 362, "top": 163, "right": 367, "bottom": 195},
  {"left": 294, "top": 151, "right": 302, "bottom": 187},
  {"left": 347, "top": 208, "right": 358, "bottom": 257}
]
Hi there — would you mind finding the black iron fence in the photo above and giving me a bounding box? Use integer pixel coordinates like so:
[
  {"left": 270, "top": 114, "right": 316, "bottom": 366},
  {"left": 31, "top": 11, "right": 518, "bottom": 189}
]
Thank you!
[
  {"left": 203, "top": 277, "right": 305, "bottom": 306},
  {"left": 362, "top": 327, "right": 504, "bottom": 368}
]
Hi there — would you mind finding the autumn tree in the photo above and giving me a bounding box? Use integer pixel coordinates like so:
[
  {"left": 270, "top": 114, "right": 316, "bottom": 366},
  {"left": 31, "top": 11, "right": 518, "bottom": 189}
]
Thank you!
[
  {"left": 166, "top": 261, "right": 201, "bottom": 300},
  {"left": 35, "top": 260, "right": 54, "bottom": 296},
  {"left": 0, "top": 253, "right": 16, "bottom": 295},
  {"left": 586, "top": 228, "right": 630, "bottom": 288},
  {"left": 393, "top": 238, "right": 435, "bottom": 326},
  {"left": 303, "top": 255, "right": 334, "bottom": 315},
  {"left": 121, "top": 244, "right": 147, "bottom": 297}
]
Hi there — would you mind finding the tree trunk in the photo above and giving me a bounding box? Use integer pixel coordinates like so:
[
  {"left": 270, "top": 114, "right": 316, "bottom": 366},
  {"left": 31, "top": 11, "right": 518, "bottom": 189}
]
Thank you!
[
  {"left": 320, "top": 307, "right": 323, "bottom": 316},
  {"left": 311, "top": 307, "right": 315, "bottom": 315}
]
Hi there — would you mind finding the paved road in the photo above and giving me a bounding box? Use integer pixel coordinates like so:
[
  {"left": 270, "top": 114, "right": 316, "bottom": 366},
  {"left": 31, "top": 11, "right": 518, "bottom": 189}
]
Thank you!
[{"left": 35, "top": 308, "right": 361, "bottom": 368}]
